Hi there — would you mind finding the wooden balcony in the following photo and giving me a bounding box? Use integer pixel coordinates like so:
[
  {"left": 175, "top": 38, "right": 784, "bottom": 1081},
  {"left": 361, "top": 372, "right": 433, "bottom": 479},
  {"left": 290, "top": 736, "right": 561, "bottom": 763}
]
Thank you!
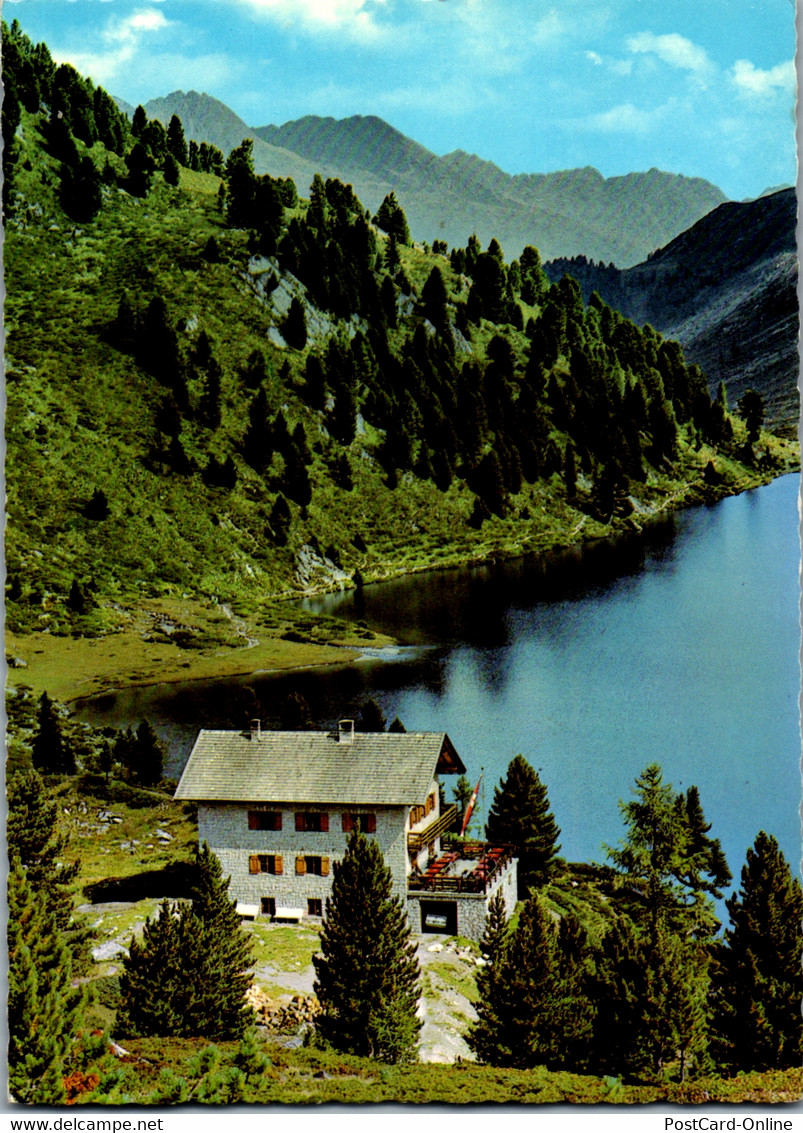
[{"left": 407, "top": 804, "right": 457, "bottom": 853}]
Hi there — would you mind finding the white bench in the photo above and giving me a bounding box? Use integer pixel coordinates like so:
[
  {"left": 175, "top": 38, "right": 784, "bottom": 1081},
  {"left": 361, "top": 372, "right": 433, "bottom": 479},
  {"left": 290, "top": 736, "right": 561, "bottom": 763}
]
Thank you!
[{"left": 273, "top": 907, "right": 304, "bottom": 923}]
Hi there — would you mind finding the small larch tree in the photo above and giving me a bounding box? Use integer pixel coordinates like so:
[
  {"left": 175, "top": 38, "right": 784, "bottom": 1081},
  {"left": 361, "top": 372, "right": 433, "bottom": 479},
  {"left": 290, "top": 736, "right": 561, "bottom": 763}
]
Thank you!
[{"left": 313, "top": 831, "right": 421, "bottom": 1063}]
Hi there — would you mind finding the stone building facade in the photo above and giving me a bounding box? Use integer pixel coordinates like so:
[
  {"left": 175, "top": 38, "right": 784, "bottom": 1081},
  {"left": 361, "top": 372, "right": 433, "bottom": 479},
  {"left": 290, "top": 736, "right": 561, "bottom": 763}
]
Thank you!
[{"left": 175, "top": 720, "right": 517, "bottom": 942}]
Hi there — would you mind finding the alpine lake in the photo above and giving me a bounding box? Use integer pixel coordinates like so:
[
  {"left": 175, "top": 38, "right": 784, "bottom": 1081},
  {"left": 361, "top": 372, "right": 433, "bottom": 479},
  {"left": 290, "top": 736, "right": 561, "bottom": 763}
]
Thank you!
[{"left": 75, "top": 473, "right": 802, "bottom": 898}]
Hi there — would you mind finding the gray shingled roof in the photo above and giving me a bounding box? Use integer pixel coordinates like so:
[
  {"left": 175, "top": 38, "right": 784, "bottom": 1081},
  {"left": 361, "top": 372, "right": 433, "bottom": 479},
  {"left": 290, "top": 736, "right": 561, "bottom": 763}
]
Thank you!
[{"left": 174, "top": 728, "right": 465, "bottom": 805}]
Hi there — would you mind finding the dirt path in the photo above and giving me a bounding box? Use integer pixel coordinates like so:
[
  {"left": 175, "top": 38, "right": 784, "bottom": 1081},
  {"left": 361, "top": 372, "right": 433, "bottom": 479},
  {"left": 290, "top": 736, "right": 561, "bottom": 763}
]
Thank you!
[{"left": 416, "top": 937, "right": 479, "bottom": 1063}]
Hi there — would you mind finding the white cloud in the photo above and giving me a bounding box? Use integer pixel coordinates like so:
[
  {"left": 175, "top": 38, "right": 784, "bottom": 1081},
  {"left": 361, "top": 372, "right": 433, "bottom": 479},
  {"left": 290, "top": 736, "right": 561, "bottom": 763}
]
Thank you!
[
  {"left": 54, "top": 7, "right": 172, "bottom": 85},
  {"left": 584, "top": 49, "right": 632, "bottom": 76},
  {"left": 234, "top": 0, "right": 389, "bottom": 42},
  {"left": 731, "top": 59, "right": 796, "bottom": 97},
  {"left": 626, "top": 31, "right": 711, "bottom": 75},
  {"left": 581, "top": 102, "right": 656, "bottom": 134}
]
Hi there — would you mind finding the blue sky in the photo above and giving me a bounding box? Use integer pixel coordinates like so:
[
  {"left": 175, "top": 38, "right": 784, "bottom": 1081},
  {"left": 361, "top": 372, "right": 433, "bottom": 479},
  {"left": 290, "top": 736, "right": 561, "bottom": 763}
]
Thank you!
[{"left": 6, "top": 0, "right": 797, "bottom": 199}]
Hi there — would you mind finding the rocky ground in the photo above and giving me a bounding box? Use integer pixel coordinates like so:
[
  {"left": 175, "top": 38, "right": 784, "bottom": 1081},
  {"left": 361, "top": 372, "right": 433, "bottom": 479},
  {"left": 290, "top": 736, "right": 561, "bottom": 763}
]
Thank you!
[{"left": 415, "top": 937, "right": 481, "bottom": 1063}]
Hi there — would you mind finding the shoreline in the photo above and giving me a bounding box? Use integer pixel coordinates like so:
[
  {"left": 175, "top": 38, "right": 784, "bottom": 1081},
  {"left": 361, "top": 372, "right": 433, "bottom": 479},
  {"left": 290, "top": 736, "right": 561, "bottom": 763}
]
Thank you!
[{"left": 7, "top": 463, "right": 798, "bottom": 707}]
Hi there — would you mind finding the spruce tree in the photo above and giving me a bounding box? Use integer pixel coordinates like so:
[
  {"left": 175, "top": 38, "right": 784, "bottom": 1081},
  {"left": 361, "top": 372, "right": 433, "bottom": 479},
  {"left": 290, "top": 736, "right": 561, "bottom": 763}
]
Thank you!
[
  {"left": 485, "top": 754, "right": 561, "bottom": 895},
  {"left": 469, "top": 893, "right": 510, "bottom": 1063},
  {"left": 374, "top": 191, "right": 410, "bottom": 245},
  {"left": 7, "top": 768, "right": 81, "bottom": 940},
  {"left": 468, "top": 893, "right": 563, "bottom": 1068},
  {"left": 313, "top": 831, "right": 421, "bottom": 1063},
  {"left": 118, "top": 844, "right": 254, "bottom": 1040},
  {"left": 282, "top": 296, "right": 307, "bottom": 350},
  {"left": 60, "top": 154, "right": 102, "bottom": 223},
  {"left": 268, "top": 493, "right": 292, "bottom": 545},
  {"left": 31, "top": 691, "right": 75, "bottom": 775},
  {"left": 189, "top": 842, "right": 255, "bottom": 1040},
  {"left": 588, "top": 915, "right": 648, "bottom": 1076},
  {"left": 8, "top": 857, "right": 84, "bottom": 1104},
  {"left": 356, "top": 697, "right": 387, "bottom": 732},
  {"left": 737, "top": 388, "right": 765, "bottom": 445},
  {"left": 166, "top": 113, "right": 188, "bottom": 166},
  {"left": 67, "top": 576, "right": 89, "bottom": 615},
  {"left": 226, "top": 139, "right": 257, "bottom": 229},
  {"left": 130, "top": 720, "right": 164, "bottom": 788},
  {"left": 711, "top": 831, "right": 803, "bottom": 1071},
  {"left": 124, "top": 140, "right": 153, "bottom": 197},
  {"left": 117, "top": 898, "right": 196, "bottom": 1038}
]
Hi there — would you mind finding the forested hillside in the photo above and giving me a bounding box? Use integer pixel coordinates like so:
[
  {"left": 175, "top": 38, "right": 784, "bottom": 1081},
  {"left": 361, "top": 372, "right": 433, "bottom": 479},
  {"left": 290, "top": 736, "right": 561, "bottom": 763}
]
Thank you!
[
  {"left": 3, "top": 20, "right": 798, "bottom": 689},
  {"left": 544, "top": 189, "right": 799, "bottom": 435}
]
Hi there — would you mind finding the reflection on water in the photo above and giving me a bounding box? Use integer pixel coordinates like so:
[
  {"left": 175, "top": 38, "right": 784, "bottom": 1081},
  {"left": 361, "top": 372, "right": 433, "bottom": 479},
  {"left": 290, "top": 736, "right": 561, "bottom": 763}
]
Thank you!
[{"left": 75, "top": 475, "right": 801, "bottom": 890}]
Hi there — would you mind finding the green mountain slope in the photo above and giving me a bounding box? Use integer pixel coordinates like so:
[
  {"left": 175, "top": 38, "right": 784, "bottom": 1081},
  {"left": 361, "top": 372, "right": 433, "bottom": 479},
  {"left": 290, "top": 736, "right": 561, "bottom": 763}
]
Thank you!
[
  {"left": 3, "top": 21, "right": 797, "bottom": 698},
  {"left": 147, "top": 96, "right": 726, "bottom": 266}
]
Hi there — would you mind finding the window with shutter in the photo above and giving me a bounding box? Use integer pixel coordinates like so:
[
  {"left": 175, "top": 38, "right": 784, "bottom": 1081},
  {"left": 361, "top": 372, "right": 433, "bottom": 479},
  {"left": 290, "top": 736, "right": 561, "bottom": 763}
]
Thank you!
[
  {"left": 275, "top": 855, "right": 283, "bottom": 875},
  {"left": 296, "top": 856, "right": 306, "bottom": 875},
  {"left": 342, "top": 813, "right": 353, "bottom": 832},
  {"left": 296, "top": 812, "right": 328, "bottom": 832},
  {"left": 321, "top": 857, "right": 330, "bottom": 876},
  {"left": 249, "top": 810, "right": 282, "bottom": 830},
  {"left": 365, "top": 814, "right": 376, "bottom": 834},
  {"left": 249, "top": 855, "right": 259, "bottom": 874}
]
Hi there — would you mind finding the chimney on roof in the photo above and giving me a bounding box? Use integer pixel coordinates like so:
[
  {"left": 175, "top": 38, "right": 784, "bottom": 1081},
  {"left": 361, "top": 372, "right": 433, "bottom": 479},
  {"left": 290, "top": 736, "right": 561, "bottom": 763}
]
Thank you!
[
  {"left": 250, "top": 719, "right": 262, "bottom": 739},
  {"left": 338, "top": 719, "right": 355, "bottom": 745}
]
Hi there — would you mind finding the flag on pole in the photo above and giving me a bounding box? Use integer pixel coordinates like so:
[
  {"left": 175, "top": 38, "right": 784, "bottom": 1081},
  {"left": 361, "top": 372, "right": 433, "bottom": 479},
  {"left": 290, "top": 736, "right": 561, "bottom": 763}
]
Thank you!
[{"left": 460, "top": 774, "right": 483, "bottom": 836}]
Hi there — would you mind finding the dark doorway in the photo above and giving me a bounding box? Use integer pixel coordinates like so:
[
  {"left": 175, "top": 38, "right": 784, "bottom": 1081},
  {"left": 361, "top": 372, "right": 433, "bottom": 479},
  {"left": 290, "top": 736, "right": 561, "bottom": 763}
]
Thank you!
[{"left": 420, "top": 900, "right": 457, "bottom": 935}]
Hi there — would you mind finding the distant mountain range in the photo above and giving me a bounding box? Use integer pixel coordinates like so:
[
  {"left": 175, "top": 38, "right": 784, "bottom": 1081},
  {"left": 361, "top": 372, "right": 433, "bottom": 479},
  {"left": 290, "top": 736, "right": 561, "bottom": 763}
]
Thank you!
[
  {"left": 138, "top": 91, "right": 728, "bottom": 268},
  {"left": 544, "top": 189, "right": 799, "bottom": 435},
  {"left": 127, "top": 91, "right": 797, "bottom": 431}
]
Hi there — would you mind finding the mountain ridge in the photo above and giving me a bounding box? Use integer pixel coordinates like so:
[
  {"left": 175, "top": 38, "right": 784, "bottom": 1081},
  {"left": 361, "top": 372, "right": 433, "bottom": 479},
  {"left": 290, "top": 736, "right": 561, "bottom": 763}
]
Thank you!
[
  {"left": 142, "top": 93, "right": 727, "bottom": 266},
  {"left": 543, "top": 188, "right": 799, "bottom": 434}
]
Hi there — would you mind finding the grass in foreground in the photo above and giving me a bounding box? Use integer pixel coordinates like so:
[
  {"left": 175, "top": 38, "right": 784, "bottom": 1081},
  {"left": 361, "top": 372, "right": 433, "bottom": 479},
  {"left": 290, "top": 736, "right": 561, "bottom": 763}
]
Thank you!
[{"left": 81, "top": 1036, "right": 803, "bottom": 1105}]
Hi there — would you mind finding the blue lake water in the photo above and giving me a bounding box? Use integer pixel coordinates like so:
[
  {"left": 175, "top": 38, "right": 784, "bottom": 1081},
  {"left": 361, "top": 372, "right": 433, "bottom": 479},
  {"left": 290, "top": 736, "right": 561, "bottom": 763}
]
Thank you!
[{"left": 78, "top": 473, "right": 802, "bottom": 893}]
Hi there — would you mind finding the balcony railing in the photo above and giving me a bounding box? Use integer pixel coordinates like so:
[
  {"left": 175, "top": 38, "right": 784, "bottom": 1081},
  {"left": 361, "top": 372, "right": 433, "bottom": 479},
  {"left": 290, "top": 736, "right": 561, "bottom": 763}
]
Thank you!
[
  {"left": 408, "top": 844, "right": 515, "bottom": 895},
  {"left": 407, "top": 804, "right": 458, "bottom": 853}
]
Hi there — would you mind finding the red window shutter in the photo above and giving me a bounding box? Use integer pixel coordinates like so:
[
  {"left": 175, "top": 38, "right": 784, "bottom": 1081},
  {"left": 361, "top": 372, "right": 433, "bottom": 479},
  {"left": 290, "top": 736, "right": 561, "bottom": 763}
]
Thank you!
[
  {"left": 249, "top": 855, "right": 259, "bottom": 874},
  {"left": 320, "top": 813, "right": 329, "bottom": 832},
  {"left": 295, "top": 813, "right": 304, "bottom": 832},
  {"left": 366, "top": 814, "right": 376, "bottom": 834},
  {"left": 342, "top": 813, "right": 352, "bottom": 832},
  {"left": 321, "top": 857, "right": 330, "bottom": 877},
  {"left": 248, "top": 812, "right": 258, "bottom": 830},
  {"left": 296, "top": 856, "right": 306, "bottom": 875},
  {"left": 275, "top": 812, "right": 283, "bottom": 831},
  {"left": 275, "top": 856, "right": 283, "bottom": 875}
]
